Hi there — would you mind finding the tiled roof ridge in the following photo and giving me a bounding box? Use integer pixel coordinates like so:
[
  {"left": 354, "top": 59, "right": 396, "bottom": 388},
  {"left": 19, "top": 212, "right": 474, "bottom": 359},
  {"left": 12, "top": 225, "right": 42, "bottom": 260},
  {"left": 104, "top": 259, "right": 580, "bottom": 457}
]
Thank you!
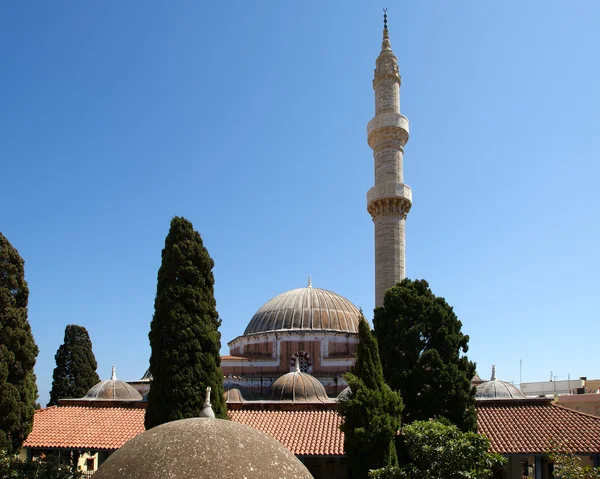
[{"left": 551, "top": 402, "right": 600, "bottom": 420}]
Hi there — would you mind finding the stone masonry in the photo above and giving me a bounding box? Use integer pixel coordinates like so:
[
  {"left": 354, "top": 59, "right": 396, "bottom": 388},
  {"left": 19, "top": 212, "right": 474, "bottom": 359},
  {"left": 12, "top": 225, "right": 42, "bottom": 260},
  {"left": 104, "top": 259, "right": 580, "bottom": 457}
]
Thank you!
[{"left": 367, "top": 13, "right": 412, "bottom": 307}]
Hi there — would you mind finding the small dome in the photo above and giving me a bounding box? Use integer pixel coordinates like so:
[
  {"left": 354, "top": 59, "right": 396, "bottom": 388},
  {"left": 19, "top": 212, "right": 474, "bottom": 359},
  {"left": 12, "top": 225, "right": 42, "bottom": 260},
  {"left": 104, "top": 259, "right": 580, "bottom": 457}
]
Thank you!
[
  {"left": 271, "top": 369, "right": 330, "bottom": 403},
  {"left": 475, "top": 365, "right": 526, "bottom": 400},
  {"left": 83, "top": 367, "right": 142, "bottom": 401},
  {"left": 224, "top": 383, "right": 253, "bottom": 403},
  {"left": 337, "top": 386, "right": 351, "bottom": 402},
  {"left": 244, "top": 282, "right": 360, "bottom": 335},
  {"left": 93, "top": 418, "right": 314, "bottom": 479}
]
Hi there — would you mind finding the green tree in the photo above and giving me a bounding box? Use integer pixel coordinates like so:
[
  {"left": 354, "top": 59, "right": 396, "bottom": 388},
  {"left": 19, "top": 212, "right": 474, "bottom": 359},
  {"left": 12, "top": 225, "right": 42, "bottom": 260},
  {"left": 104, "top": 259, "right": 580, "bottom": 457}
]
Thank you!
[
  {"left": 0, "top": 448, "right": 81, "bottom": 478},
  {"left": 145, "top": 217, "right": 226, "bottom": 429},
  {"left": 548, "top": 439, "right": 600, "bottom": 479},
  {"left": 0, "top": 233, "right": 39, "bottom": 453},
  {"left": 373, "top": 279, "right": 477, "bottom": 432},
  {"left": 48, "top": 325, "right": 100, "bottom": 406},
  {"left": 369, "top": 420, "right": 506, "bottom": 479},
  {"left": 339, "top": 316, "right": 403, "bottom": 479}
]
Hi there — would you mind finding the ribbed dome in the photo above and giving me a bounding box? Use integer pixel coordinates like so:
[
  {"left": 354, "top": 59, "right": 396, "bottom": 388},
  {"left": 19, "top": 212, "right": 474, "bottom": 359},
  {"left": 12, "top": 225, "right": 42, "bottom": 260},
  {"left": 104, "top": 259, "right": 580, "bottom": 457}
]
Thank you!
[
  {"left": 83, "top": 367, "right": 142, "bottom": 401},
  {"left": 271, "top": 370, "right": 330, "bottom": 402},
  {"left": 475, "top": 366, "right": 526, "bottom": 400},
  {"left": 337, "top": 386, "right": 352, "bottom": 402},
  {"left": 224, "top": 383, "right": 253, "bottom": 403},
  {"left": 244, "top": 283, "right": 360, "bottom": 335}
]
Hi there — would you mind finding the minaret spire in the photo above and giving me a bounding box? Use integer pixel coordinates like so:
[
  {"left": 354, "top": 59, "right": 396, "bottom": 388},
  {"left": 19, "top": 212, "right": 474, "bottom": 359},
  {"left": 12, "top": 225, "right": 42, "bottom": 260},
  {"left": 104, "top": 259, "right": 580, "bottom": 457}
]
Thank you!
[
  {"left": 367, "top": 9, "right": 412, "bottom": 307},
  {"left": 382, "top": 8, "right": 391, "bottom": 49}
]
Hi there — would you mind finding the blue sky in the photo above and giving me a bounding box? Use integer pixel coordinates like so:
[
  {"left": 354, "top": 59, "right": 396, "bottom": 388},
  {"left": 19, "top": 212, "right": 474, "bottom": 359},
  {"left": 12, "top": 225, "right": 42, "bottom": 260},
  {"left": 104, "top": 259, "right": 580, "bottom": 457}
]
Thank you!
[{"left": 1, "top": 1, "right": 599, "bottom": 405}]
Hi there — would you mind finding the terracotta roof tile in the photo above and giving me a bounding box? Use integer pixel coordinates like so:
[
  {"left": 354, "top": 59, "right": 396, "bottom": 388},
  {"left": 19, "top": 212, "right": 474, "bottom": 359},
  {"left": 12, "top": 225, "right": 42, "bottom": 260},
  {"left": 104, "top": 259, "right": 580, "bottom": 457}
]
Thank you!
[
  {"left": 24, "top": 406, "right": 344, "bottom": 457},
  {"left": 228, "top": 410, "right": 344, "bottom": 456},
  {"left": 221, "top": 355, "right": 276, "bottom": 361},
  {"left": 477, "top": 401, "right": 600, "bottom": 454},
  {"left": 23, "top": 406, "right": 145, "bottom": 450}
]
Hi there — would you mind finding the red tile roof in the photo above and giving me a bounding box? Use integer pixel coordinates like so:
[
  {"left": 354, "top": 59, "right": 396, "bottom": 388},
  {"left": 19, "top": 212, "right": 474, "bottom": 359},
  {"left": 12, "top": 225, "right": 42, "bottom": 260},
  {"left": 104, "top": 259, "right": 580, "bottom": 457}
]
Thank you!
[
  {"left": 26, "top": 401, "right": 600, "bottom": 457},
  {"left": 229, "top": 410, "right": 344, "bottom": 456},
  {"left": 477, "top": 400, "right": 600, "bottom": 454},
  {"left": 23, "top": 406, "right": 145, "bottom": 450},
  {"left": 221, "top": 355, "right": 276, "bottom": 361},
  {"left": 24, "top": 406, "right": 344, "bottom": 456}
]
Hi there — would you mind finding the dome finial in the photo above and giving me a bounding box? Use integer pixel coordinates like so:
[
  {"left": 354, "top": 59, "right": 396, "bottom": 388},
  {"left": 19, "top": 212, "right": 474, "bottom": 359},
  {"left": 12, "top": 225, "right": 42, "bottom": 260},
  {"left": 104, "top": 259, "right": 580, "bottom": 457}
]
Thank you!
[
  {"left": 111, "top": 365, "right": 116, "bottom": 381},
  {"left": 383, "top": 7, "right": 388, "bottom": 30},
  {"left": 491, "top": 364, "right": 496, "bottom": 381},
  {"left": 199, "top": 386, "right": 215, "bottom": 418},
  {"left": 307, "top": 275, "right": 312, "bottom": 288},
  {"left": 295, "top": 357, "right": 301, "bottom": 373}
]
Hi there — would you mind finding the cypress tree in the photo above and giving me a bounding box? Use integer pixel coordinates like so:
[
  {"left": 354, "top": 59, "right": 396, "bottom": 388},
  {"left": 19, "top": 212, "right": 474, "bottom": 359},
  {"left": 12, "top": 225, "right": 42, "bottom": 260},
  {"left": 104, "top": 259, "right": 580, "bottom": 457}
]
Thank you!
[
  {"left": 145, "top": 217, "right": 226, "bottom": 429},
  {"left": 339, "top": 316, "right": 403, "bottom": 479},
  {"left": 373, "top": 278, "right": 477, "bottom": 432},
  {"left": 48, "top": 325, "right": 100, "bottom": 406},
  {"left": 0, "top": 233, "right": 39, "bottom": 452}
]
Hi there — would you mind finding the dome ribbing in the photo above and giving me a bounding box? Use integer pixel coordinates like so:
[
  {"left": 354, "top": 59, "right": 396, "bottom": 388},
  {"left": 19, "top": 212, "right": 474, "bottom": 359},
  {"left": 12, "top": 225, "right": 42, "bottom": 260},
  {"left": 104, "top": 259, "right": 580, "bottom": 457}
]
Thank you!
[
  {"left": 270, "top": 370, "right": 330, "bottom": 403},
  {"left": 244, "top": 285, "right": 360, "bottom": 335}
]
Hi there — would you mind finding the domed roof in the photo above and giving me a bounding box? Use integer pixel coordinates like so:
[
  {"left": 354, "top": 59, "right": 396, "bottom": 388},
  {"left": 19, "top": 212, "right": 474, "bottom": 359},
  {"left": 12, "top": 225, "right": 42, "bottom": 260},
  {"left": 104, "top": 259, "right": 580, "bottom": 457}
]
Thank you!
[
  {"left": 475, "top": 366, "right": 526, "bottom": 400},
  {"left": 224, "top": 383, "right": 254, "bottom": 403},
  {"left": 337, "top": 386, "right": 352, "bottom": 402},
  {"left": 271, "top": 365, "right": 330, "bottom": 403},
  {"left": 83, "top": 367, "right": 142, "bottom": 401},
  {"left": 93, "top": 418, "right": 314, "bottom": 479},
  {"left": 244, "top": 280, "right": 360, "bottom": 335}
]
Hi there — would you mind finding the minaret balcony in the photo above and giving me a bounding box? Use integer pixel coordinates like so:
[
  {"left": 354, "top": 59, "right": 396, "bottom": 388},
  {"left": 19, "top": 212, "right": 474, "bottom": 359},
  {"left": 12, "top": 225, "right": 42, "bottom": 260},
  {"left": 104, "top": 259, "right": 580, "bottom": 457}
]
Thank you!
[
  {"left": 367, "top": 113, "right": 409, "bottom": 148},
  {"left": 367, "top": 182, "right": 412, "bottom": 211}
]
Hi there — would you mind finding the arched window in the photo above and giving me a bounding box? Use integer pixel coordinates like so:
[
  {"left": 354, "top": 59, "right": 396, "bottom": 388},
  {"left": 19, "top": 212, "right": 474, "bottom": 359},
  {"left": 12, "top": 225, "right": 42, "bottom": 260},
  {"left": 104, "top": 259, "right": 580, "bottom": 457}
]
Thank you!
[{"left": 290, "top": 351, "right": 311, "bottom": 373}]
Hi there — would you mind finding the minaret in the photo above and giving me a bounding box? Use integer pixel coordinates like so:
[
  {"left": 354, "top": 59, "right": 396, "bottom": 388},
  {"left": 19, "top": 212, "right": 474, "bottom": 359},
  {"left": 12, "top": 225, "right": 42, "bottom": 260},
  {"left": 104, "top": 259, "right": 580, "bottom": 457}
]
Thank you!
[{"left": 367, "top": 9, "right": 412, "bottom": 307}]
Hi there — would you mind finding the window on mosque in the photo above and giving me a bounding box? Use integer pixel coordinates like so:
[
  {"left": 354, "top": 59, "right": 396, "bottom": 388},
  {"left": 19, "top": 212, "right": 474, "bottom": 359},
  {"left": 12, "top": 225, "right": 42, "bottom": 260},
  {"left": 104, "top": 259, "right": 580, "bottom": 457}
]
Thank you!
[{"left": 292, "top": 352, "right": 310, "bottom": 372}]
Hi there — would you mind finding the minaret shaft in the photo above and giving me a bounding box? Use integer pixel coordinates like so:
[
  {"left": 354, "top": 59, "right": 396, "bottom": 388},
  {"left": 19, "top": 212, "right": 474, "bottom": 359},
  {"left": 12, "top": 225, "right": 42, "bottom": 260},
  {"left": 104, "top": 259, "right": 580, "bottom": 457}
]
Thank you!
[{"left": 367, "top": 19, "right": 412, "bottom": 307}]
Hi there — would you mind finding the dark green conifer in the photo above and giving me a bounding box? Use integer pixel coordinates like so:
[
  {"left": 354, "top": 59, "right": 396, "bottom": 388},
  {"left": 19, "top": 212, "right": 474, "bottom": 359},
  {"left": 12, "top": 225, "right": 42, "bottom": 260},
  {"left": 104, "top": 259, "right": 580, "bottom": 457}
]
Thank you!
[
  {"left": 0, "top": 233, "right": 39, "bottom": 452},
  {"left": 48, "top": 325, "right": 100, "bottom": 406},
  {"left": 145, "top": 217, "right": 226, "bottom": 429},
  {"left": 374, "top": 278, "right": 477, "bottom": 432},
  {"left": 339, "top": 316, "right": 403, "bottom": 479}
]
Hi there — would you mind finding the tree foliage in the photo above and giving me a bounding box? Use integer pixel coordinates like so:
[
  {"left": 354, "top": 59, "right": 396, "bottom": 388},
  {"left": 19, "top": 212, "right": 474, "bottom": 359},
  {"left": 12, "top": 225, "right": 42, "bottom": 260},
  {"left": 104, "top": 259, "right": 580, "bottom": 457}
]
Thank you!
[
  {"left": 48, "top": 325, "right": 100, "bottom": 406},
  {"left": 339, "top": 316, "right": 403, "bottom": 479},
  {"left": 373, "top": 279, "right": 477, "bottom": 431},
  {"left": 0, "top": 448, "right": 80, "bottom": 478},
  {"left": 145, "top": 217, "right": 226, "bottom": 429},
  {"left": 0, "top": 233, "right": 38, "bottom": 453},
  {"left": 369, "top": 420, "right": 506, "bottom": 479},
  {"left": 548, "top": 439, "right": 600, "bottom": 479}
]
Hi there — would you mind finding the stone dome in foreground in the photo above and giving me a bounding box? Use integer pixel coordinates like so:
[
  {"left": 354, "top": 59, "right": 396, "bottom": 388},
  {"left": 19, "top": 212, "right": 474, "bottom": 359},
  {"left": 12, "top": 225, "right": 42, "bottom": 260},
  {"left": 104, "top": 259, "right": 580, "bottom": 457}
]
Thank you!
[
  {"left": 244, "top": 280, "right": 360, "bottom": 335},
  {"left": 93, "top": 418, "right": 314, "bottom": 479},
  {"left": 83, "top": 367, "right": 142, "bottom": 401},
  {"left": 271, "top": 368, "right": 331, "bottom": 403},
  {"left": 475, "top": 366, "right": 526, "bottom": 400}
]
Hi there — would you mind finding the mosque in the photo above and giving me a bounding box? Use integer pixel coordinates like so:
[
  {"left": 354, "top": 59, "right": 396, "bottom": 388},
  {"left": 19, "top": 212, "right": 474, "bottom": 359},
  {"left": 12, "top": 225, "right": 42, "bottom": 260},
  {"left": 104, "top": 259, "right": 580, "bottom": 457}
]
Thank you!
[
  {"left": 135, "top": 7, "right": 410, "bottom": 401},
  {"left": 20, "top": 12, "right": 600, "bottom": 479}
]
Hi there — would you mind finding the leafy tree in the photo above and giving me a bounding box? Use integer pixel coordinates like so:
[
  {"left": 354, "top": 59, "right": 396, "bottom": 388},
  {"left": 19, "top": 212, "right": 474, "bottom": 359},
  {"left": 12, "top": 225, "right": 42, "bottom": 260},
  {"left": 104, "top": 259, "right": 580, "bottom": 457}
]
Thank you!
[
  {"left": 48, "top": 325, "right": 100, "bottom": 406},
  {"left": 339, "top": 316, "right": 403, "bottom": 479},
  {"left": 548, "top": 439, "right": 600, "bottom": 479},
  {"left": 369, "top": 420, "right": 506, "bottom": 479},
  {"left": 145, "top": 217, "right": 226, "bottom": 429},
  {"left": 0, "top": 233, "right": 38, "bottom": 453},
  {"left": 373, "top": 279, "right": 477, "bottom": 431},
  {"left": 0, "top": 448, "right": 81, "bottom": 478}
]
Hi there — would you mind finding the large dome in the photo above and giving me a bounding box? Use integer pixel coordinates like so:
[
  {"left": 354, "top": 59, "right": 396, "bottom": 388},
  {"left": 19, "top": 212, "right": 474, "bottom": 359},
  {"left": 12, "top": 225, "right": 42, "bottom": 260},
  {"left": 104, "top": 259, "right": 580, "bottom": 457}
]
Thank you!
[
  {"left": 244, "top": 282, "right": 360, "bottom": 335},
  {"left": 93, "top": 418, "right": 313, "bottom": 479}
]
